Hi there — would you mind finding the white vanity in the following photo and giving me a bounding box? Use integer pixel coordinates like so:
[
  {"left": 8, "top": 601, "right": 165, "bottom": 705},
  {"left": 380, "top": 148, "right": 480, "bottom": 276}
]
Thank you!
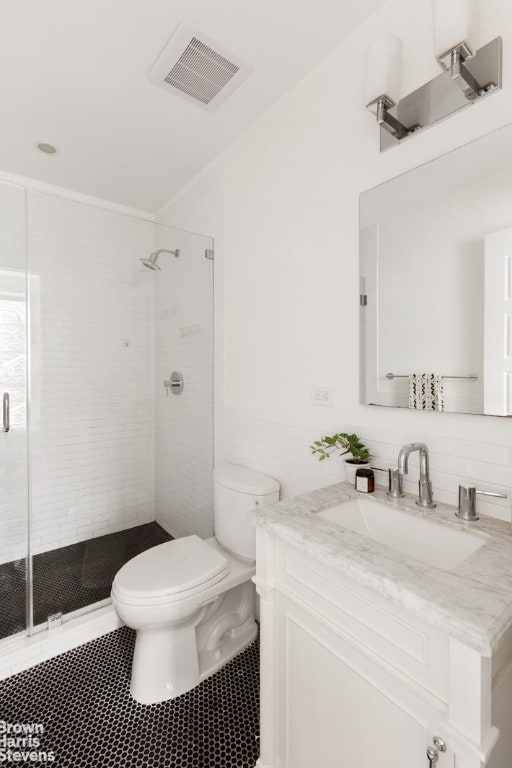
[{"left": 252, "top": 483, "right": 512, "bottom": 768}]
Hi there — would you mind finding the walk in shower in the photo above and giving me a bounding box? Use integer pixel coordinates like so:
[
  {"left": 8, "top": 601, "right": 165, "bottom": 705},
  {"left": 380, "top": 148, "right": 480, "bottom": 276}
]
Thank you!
[{"left": 0, "top": 180, "right": 213, "bottom": 644}]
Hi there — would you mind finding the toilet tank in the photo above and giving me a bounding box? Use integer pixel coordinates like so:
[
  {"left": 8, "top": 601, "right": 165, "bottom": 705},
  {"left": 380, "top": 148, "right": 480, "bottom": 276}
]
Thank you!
[{"left": 214, "top": 464, "right": 280, "bottom": 561}]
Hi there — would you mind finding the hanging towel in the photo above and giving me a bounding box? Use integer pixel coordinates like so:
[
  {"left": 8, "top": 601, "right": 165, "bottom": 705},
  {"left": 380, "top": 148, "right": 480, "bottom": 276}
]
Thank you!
[{"left": 408, "top": 374, "right": 445, "bottom": 411}]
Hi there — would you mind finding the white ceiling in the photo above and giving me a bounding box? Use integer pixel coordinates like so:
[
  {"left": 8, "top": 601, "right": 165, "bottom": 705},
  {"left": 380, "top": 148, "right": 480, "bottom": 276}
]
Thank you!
[{"left": 0, "top": 0, "right": 387, "bottom": 212}]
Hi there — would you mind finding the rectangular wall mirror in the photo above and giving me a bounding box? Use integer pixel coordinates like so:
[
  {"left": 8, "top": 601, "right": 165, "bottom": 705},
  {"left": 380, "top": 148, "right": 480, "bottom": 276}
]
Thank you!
[{"left": 360, "top": 121, "right": 512, "bottom": 417}]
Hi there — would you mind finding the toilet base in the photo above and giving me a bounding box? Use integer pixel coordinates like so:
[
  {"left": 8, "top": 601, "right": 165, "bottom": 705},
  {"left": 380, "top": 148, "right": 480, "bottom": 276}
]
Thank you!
[
  {"left": 131, "top": 617, "right": 203, "bottom": 704},
  {"left": 198, "top": 616, "right": 258, "bottom": 685},
  {"left": 130, "top": 579, "right": 257, "bottom": 704}
]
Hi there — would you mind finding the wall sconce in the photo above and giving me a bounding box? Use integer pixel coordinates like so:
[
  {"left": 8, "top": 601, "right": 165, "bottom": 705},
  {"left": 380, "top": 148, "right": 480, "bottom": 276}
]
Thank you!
[{"left": 364, "top": 0, "right": 502, "bottom": 150}]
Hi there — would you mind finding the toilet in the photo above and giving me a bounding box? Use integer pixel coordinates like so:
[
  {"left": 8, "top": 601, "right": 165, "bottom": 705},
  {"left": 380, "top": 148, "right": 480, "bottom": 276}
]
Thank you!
[{"left": 111, "top": 464, "right": 279, "bottom": 704}]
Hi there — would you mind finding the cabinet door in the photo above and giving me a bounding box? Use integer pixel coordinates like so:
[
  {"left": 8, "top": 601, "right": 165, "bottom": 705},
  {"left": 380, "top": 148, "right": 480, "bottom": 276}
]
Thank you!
[{"left": 274, "top": 594, "right": 453, "bottom": 768}]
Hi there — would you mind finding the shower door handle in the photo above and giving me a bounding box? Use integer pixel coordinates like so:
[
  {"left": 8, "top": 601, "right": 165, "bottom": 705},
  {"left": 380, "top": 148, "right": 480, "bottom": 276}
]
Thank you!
[{"left": 3, "top": 392, "right": 9, "bottom": 433}]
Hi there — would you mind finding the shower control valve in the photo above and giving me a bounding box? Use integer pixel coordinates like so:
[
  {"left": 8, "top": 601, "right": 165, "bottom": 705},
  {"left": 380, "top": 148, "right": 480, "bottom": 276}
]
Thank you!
[{"left": 164, "top": 371, "right": 184, "bottom": 396}]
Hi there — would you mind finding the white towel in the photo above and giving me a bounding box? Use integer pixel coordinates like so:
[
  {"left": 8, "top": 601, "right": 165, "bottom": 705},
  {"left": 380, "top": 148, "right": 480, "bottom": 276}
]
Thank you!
[{"left": 408, "top": 374, "right": 445, "bottom": 411}]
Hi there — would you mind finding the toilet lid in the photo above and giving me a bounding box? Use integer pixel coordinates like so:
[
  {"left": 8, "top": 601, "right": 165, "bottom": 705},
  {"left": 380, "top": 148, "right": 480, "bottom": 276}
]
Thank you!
[{"left": 113, "top": 535, "right": 230, "bottom": 601}]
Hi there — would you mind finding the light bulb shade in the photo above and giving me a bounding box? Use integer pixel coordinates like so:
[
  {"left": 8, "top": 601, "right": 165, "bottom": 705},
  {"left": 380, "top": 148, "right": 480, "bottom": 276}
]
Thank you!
[
  {"left": 432, "top": 0, "right": 477, "bottom": 59},
  {"left": 363, "top": 35, "right": 402, "bottom": 108}
]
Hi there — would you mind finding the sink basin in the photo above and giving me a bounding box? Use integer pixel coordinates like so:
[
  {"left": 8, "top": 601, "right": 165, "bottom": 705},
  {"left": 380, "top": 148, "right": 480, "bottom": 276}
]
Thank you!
[{"left": 317, "top": 498, "right": 485, "bottom": 571}]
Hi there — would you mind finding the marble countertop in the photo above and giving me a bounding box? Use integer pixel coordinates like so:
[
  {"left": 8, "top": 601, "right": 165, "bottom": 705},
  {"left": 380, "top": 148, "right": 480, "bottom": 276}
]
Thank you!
[{"left": 252, "top": 482, "right": 512, "bottom": 656}]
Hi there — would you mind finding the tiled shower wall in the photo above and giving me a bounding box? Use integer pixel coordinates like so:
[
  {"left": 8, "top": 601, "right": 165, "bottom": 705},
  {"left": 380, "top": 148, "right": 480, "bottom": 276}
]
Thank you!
[
  {"left": 154, "top": 227, "right": 214, "bottom": 539},
  {"left": 25, "top": 192, "right": 156, "bottom": 560},
  {"left": 0, "top": 184, "right": 215, "bottom": 566},
  {"left": 156, "top": 173, "right": 219, "bottom": 539}
]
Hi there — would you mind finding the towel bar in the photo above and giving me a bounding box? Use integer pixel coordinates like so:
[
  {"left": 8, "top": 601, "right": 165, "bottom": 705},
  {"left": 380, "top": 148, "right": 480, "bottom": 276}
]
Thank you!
[{"left": 385, "top": 373, "right": 478, "bottom": 381}]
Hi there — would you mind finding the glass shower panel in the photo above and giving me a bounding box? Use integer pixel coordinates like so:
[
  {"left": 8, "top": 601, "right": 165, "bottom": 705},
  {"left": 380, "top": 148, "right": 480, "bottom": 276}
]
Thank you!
[
  {"left": 154, "top": 223, "right": 214, "bottom": 540},
  {"left": 21, "top": 191, "right": 214, "bottom": 633},
  {"left": 27, "top": 192, "right": 160, "bottom": 629},
  {"left": 0, "top": 182, "right": 28, "bottom": 641}
]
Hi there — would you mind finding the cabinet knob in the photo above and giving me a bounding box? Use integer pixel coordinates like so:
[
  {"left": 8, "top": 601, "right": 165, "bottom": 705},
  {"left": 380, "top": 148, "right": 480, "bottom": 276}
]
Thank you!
[{"left": 426, "top": 736, "right": 446, "bottom": 766}]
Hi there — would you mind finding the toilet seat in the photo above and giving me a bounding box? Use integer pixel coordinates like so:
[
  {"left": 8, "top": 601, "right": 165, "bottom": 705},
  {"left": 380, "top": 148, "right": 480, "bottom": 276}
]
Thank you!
[{"left": 112, "top": 535, "right": 230, "bottom": 607}]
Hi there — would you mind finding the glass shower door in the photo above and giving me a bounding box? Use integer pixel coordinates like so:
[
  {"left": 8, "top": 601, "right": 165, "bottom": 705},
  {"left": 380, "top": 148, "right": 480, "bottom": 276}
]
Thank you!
[{"left": 0, "top": 182, "right": 28, "bottom": 641}]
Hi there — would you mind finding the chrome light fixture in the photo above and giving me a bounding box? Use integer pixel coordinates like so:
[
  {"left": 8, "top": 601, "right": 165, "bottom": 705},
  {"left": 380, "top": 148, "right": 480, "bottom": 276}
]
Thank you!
[
  {"left": 365, "top": 0, "right": 502, "bottom": 150},
  {"left": 364, "top": 36, "right": 408, "bottom": 139}
]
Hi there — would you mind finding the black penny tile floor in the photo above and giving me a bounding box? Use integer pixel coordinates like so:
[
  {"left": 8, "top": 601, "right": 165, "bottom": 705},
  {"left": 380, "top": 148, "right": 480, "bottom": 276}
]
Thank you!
[
  {"left": 0, "top": 522, "right": 172, "bottom": 640},
  {"left": 0, "top": 626, "right": 260, "bottom": 768}
]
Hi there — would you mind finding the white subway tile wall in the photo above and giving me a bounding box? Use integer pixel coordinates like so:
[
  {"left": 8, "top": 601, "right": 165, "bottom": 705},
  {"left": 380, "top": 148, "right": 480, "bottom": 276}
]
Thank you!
[
  {"left": 26, "top": 192, "right": 156, "bottom": 558},
  {"left": 158, "top": 170, "right": 219, "bottom": 537},
  {"left": 216, "top": 410, "right": 512, "bottom": 522},
  {"left": 154, "top": 227, "right": 214, "bottom": 539},
  {"left": 159, "top": 165, "right": 512, "bottom": 527}
]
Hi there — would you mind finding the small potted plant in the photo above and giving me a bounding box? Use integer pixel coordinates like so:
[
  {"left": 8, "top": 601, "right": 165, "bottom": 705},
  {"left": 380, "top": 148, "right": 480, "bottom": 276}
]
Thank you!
[{"left": 310, "top": 432, "right": 371, "bottom": 483}]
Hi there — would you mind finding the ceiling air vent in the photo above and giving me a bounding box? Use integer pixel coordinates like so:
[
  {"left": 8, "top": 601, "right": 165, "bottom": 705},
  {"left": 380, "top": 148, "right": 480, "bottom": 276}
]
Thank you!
[{"left": 149, "top": 19, "right": 252, "bottom": 111}]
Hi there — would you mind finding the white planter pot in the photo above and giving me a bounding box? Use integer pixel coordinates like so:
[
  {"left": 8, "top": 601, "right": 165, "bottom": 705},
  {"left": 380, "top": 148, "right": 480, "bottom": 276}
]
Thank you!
[{"left": 344, "top": 460, "right": 370, "bottom": 486}]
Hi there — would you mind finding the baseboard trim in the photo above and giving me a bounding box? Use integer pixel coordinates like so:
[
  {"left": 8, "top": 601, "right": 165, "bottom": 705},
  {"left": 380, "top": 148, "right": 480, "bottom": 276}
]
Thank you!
[{"left": 0, "top": 604, "right": 123, "bottom": 680}]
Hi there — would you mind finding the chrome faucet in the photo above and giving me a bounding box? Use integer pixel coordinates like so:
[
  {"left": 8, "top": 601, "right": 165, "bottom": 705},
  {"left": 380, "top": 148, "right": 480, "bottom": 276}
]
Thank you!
[{"left": 397, "top": 442, "right": 436, "bottom": 509}]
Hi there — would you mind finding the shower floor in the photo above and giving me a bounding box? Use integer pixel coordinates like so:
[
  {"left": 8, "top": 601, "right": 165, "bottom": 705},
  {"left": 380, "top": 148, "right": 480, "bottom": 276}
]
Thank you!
[{"left": 0, "top": 522, "right": 172, "bottom": 640}]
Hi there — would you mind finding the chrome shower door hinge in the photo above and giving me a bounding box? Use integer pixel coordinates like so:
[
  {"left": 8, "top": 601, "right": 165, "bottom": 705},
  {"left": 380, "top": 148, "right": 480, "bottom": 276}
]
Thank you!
[{"left": 47, "top": 612, "right": 63, "bottom": 630}]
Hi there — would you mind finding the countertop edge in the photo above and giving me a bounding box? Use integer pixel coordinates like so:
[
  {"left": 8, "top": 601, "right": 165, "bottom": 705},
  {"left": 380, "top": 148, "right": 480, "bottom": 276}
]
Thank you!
[{"left": 251, "top": 482, "right": 512, "bottom": 657}]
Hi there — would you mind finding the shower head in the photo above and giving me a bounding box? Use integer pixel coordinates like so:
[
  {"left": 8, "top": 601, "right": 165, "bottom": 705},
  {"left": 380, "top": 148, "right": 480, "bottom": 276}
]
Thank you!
[
  {"left": 140, "top": 248, "right": 180, "bottom": 271},
  {"left": 140, "top": 254, "right": 161, "bottom": 270}
]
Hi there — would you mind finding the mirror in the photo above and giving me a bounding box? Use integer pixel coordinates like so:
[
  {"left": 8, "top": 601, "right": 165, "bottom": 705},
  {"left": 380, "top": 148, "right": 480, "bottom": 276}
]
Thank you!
[{"left": 360, "top": 122, "right": 512, "bottom": 417}]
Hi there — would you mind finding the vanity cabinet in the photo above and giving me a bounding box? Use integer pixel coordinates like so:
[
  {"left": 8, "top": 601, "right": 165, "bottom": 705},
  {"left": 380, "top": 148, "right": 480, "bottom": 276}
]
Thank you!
[{"left": 254, "top": 530, "right": 512, "bottom": 768}]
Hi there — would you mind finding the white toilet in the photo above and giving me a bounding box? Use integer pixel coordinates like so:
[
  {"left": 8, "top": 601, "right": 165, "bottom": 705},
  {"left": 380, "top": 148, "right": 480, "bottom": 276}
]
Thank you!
[{"left": 111, "top": 464, "right": 279, "bottom": 704}]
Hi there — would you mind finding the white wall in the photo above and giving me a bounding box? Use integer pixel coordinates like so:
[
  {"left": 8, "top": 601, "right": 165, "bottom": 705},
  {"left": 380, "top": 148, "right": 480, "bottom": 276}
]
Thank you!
[
  {"left": 158, "top": 0, "right": 512, "bottom": 525},
  {"left": 27, "top": 192, "right": 156, "bottom": 558}
]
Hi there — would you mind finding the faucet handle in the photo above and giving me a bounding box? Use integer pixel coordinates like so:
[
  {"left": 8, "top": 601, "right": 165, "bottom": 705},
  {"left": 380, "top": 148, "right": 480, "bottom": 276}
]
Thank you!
[
  {"left": 456, "top": 485, "right": 507, "bottom": 521},
  {"left": 387, "top": 468, "right": 405, "bottom": 498},
  {"left": 371, "top": 466, "right": 405, "bottom": 498}
]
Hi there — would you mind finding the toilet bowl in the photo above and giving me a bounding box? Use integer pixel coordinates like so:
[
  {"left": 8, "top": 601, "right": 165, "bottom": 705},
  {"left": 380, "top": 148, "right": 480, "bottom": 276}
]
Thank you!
[{"left": 111, "top": 464, "right": 279, "bottom": 704}]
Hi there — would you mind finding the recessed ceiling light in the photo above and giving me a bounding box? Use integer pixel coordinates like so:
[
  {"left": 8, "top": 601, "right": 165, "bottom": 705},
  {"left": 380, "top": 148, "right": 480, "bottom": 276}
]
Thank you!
[{"left": 35, "top": 142, "right": 59, "bottom": 155}]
